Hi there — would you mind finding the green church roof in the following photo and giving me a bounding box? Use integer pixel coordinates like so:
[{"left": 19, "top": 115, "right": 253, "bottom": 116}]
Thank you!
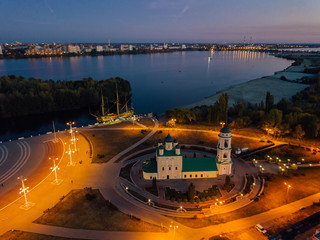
[
  {"left": 142, "top": 161, "right": 157, "bottom": 173},
  {"left": 164, "top": 134, "right": 174, "bottom": 142},
  {"left": 182, "top": 157, "right": 218, "bottom": 172},
  {"left": 220, "top": 126, "right": 231, "bottom": 133}
]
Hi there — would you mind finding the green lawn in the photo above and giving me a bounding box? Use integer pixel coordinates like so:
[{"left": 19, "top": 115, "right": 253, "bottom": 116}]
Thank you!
[
  {"left": 34, "top": 188, "right": 166, "bottom": 232},
  {"left": 82, "top": 129, "right": 150, "bottom": 163}
]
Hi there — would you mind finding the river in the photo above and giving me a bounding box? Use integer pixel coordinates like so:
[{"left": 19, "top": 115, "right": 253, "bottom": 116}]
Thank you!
[{"left": 0, "top": 50, "right": 292, "bottom": 140}]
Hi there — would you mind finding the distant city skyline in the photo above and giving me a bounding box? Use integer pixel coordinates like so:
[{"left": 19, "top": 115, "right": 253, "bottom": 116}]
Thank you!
[{"left": 1, "top": 0, "right": 320, "bottom": 43}]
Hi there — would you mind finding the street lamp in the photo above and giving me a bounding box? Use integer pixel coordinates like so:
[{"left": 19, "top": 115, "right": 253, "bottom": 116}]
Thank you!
[
  {"left": 65, "top": 141, "right": 75, "bottom": 166},
  {"left": 67, "top": 121, "right": 77, "bottom": 152},
  {"left": 284, "top": 182, "right": 292, "bottom": 203},
  {"left": 170, "top": 222, "right": 178, "bottom": 240},
  {"left": 49, "top": 156, "right": 60, "bottom": 184},
  {"left": 18, "top": 176, "right": 29, "bottom": 207},
  {"left": 220, "top": 121, "right": 225, "bottom": 128}
]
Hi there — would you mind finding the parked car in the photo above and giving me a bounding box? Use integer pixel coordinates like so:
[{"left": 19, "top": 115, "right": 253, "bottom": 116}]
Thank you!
[{"left": 255, "top": 224, "right": 267, "bottom": 234}]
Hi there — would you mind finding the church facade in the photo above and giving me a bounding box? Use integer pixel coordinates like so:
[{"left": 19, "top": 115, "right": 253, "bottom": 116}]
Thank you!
[{"left": 142, "top": 126, "right": 233, "bottom": 180}]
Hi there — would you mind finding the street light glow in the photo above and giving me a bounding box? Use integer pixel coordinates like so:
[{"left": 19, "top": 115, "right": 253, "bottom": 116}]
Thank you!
[{"left": 17, "top": 176, "right": 29, "bottom": 207}]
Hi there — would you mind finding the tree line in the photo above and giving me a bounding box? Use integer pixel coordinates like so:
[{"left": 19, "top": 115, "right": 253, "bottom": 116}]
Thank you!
[
  {"left": 0, "top": 75, "right": 131, "bottom": 118},
  {"left": 166, "top": 76, "right": 320, "bottom": 139}
]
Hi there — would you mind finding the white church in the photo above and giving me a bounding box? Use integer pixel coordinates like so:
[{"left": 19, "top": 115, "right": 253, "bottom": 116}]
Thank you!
[{"left": 142, "top": 126, "right": 233, "bottom": 180}]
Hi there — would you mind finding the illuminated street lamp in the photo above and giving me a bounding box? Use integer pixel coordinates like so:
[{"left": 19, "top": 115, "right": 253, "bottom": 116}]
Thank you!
[
  {"left": 284, "top": 182, "right": 292, "bottom": 203},
  {"left": 170, "top": 222, "right": 178, "bottom": 240},
  {"left": 49, "top": 156, "right": 60, "bottom": 184},
  {"left": 18, "top": 176, "right": 29, "bottom": 207},
  {"left": 65, "top": 141, "right": 75, "bottom": 166},
  {"left": 67, "top": 121, "right": 78, "bottom": 152},
  {"left": 220, "top": 122, "right": 225, "bottom": 128}
]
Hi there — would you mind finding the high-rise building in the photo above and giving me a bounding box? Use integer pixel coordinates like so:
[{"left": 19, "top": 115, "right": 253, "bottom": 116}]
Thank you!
[{"left": 0, "top": 46, "right": 2, "bottom": 55}]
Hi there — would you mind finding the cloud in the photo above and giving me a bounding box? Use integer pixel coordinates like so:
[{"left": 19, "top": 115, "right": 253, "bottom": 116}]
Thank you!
[{"left": 175, "top": 4, "right": 190, "bottom": 19}]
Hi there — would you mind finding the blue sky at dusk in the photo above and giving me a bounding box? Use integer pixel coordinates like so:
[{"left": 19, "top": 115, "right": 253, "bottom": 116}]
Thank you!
[{"left": 1, "top": 0, "right": 319, "bottom": 43}]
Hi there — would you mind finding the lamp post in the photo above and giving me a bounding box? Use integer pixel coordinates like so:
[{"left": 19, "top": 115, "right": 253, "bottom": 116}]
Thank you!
[
  {"left": 67, "top": 121, "right": 77, "bottom": 152},
  {"left": 18, "top": 176, "right": 29, "bottom": 207},
  {"left": 49, "top": 156, "right": 60, "bottom": 184},
  {"left": 170, "top": 223, "right": 178, "bottom": 240},
  {"left": 52, "top": 120, "right": 57, "bottom": 143},
  {"left": 284, "top": 182, "right": 292, "bottom": 203},
  {"left": 65, "top": 141, "right": 75, "bottom": 166}
]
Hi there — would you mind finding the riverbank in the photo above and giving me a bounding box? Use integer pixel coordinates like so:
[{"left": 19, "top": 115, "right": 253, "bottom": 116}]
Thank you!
[{"left": 184, "top": 53, "right": 320, "bottom": 108}]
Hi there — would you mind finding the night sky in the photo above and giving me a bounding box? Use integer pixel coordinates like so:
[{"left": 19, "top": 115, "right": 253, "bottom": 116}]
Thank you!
[{"left": 1, "top": 0, "right": 319, "bottom": 43}]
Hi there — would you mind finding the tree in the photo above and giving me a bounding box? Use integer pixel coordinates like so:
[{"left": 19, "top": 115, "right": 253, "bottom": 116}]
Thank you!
[
  {"left": 264, "top": 109, "right": 283, "bottom": 127},
  {"left": 265, "top": 91, "right": 274, "bottom": 113},
  {"left": 292, "top": 124, "right": 305, "bottom": 139},
  {"left": 188, "top": 183, "right": 195, "bottom": 201}
]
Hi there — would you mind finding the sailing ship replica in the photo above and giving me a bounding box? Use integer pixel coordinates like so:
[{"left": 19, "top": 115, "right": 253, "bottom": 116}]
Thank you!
[{"left": 91, "top": 84, "right": 134, "bottom": 123}]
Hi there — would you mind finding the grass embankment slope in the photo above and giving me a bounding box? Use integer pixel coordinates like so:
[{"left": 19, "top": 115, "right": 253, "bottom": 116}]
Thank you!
[
  {"left": 35, "top": 188, "right": 166, "bottom": 232},
  {"left": 0, "top": 230, "right": 82, "bottom": 240}
]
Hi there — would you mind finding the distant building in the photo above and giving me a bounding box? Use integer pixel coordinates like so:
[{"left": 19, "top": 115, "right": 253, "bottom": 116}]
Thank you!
[
  {"left": 128, "top": 44, "right": 133, "bottom": 51},
  {"left": 0, "top": 46, "right": 2, "bottom": 55},
  {"left": 67, "top": 44, "right": 80, "bottom": 53},
  {"left": 96, "top": 45, "right": 103, "bottom": 52},
  {"left": 142, "top": 127, "right": 233, "bottom": 180},
  {"left": 150, "top": 44, "right": 153, "bottom": 50},
  {"left": 120, "top": 44, "right": 129, "bottom": 51}
]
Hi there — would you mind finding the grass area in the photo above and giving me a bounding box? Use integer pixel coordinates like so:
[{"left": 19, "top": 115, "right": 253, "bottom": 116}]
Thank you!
[
  {"left": 171, "top": 167, "right": 320, "bottom": 228},
  {"left": 123, "top": 129, "right": 269, "bottom": 159},
  {"left": 82, "top": 129, "right": 150, "bottom": 163},
  {"left": 0, "top": 230, "right": 81, "bottom": 240},
  {"left": 248, "top": 144, "right": 320, "bottom": 163},
  {"left": 34, "top": 188, "right": 166, "bottom": 232}
]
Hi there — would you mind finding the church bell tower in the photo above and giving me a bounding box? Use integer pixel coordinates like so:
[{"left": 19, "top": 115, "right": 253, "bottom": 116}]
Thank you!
[{"left": 216, "top": 126, "right": 232, "bottom": 175}]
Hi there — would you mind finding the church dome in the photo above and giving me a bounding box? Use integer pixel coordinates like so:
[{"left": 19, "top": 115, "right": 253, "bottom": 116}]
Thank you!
[
  {"left": 158, "top": 139, "right": 163, "bottom": 143},
  {"left": 175, "top": 144, "right": 180, "bottom": 149},
  {"left": 159, "top": 145, "right": 164, "bottom": 149},
  {"left": 220, "top": 126, "right": 231, "bottom": 134},
  {"left": 164, "top": 133, "right": 174, "bottom": 142},
  {"left": 173, "top": 139, "right": 178, "bottom": 143}
]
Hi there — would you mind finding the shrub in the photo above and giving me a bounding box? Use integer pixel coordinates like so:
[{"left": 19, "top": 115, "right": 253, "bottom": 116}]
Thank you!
[
  {"left": 177, "top": 198, "right": 182, "bottom": 203},
  {"left": 206, "top": 196, "right": 211, "bottom": 201},
  {"left": 190, "top": 199, "right": 195, "bottom": 204},
  {"left": 170, "top": 197, "right": 176, "bottom": 202},
  {"left": 183, "top": 198, "right": 188, "bottom": 203},
  {"left": 201, "top": 197, "right": 206, "bottom": 202}
]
